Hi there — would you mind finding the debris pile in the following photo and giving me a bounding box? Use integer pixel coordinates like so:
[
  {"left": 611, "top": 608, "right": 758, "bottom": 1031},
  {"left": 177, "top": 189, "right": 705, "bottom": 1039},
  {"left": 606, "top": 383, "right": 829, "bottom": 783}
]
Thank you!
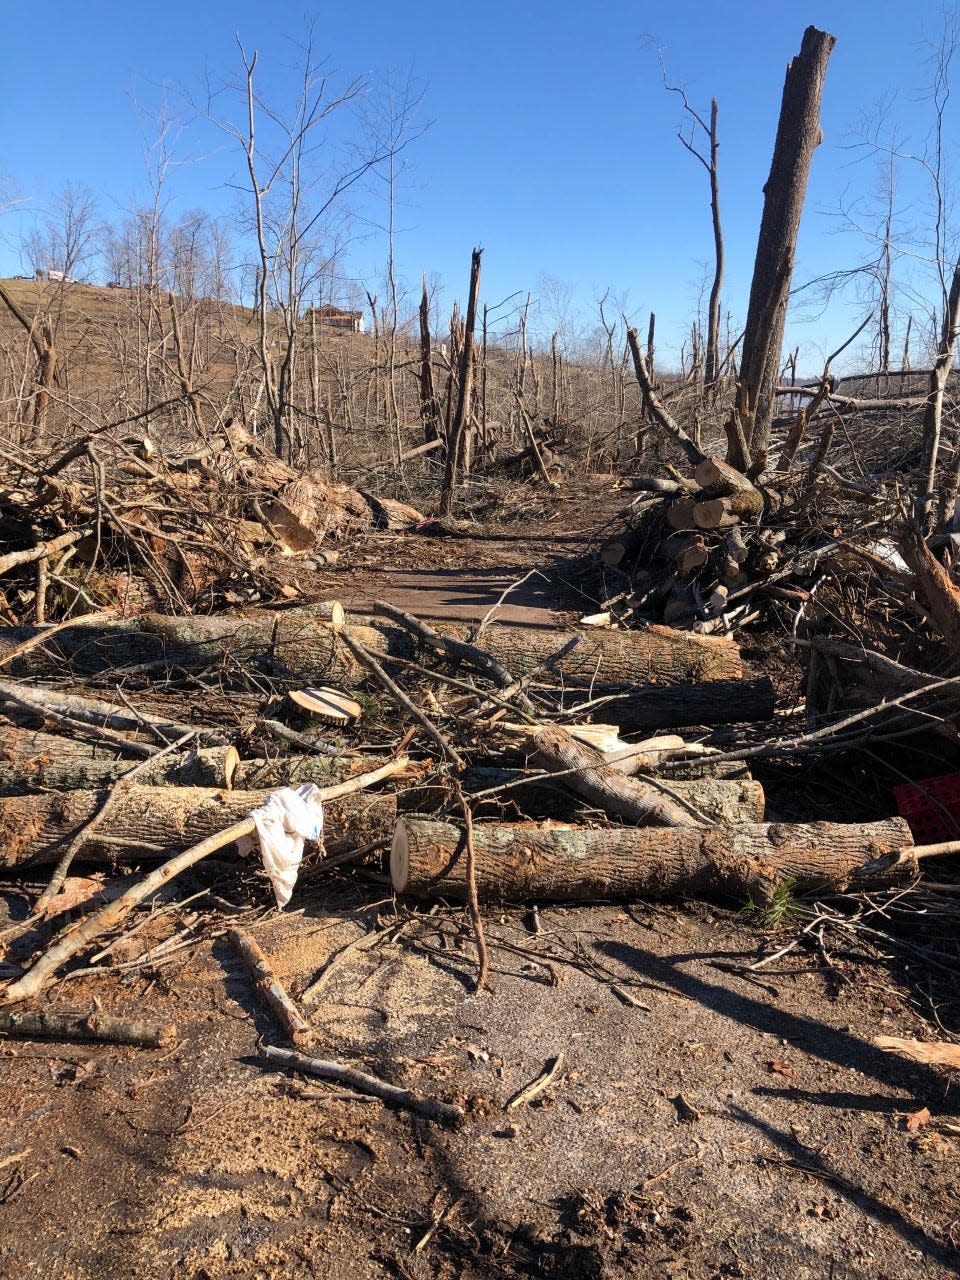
[{"left": 0, "top": 419, "right": 424, "bottom": 622}]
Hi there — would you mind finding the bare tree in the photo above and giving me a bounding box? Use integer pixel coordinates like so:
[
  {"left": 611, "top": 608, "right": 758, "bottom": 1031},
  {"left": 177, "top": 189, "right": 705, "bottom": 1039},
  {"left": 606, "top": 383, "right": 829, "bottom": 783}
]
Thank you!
[
  {"left": 202, "top": 34, "right": 417, "bottom": 461},
  {"left": 662, "top": 76, "right": 724, "bottom": 401},
  {"left": 22, "top": 182, "right": 102, "bottom": 284}
]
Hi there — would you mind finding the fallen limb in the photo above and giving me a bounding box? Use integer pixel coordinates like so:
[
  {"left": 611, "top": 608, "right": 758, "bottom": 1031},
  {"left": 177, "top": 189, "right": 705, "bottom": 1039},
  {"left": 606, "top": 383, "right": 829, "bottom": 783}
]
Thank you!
[
  {"left": 529, "top": 725, "right": 700, "bottom": 826},
  {"left": 0, "top": 1007, "right": 176, "bottom": 1048},
  {"left": 391, "top": 816, "right": 921, "bottom": 904},
  {"left": 227, "top": 928, "right": 313, "bottom": 1047},
  {"left": 0, "top": 676, "right": 226, "bottom": 746},
  {"left": 339, "top": 628, "right": 464, "bottom": 768},
  {"left": 505, "top": 1052, "right": 566, "bottom": 1109},
  {"left": 259, "top": 1043, "right": 464, "bottom": 1126},
  {"left": 443, "top": 768, "right": 765, "bottom": 825}
]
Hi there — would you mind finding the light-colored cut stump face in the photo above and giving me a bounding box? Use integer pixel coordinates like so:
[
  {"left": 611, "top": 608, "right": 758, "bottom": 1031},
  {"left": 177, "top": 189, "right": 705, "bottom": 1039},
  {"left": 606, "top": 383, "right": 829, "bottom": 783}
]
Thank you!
[
  {"left": 390, "top": 820, "right": 410, "bottom": 893},
  {"left": 287, "top": 686, "right": 361, "bottom": 724}
]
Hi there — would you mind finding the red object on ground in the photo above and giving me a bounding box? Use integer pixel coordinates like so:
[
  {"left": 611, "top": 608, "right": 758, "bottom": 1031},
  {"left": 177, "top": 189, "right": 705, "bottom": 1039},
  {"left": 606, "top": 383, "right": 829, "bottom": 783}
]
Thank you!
[{"left": 894, "top": 773, "right": 960, "bottom": 843}]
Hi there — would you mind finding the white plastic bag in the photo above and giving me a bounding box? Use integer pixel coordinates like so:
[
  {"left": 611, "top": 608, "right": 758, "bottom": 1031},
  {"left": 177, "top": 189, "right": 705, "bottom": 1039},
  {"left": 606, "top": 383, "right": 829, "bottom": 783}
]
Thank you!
[{"left": 239, "top": 783, "right": 324, "bottom": 908}]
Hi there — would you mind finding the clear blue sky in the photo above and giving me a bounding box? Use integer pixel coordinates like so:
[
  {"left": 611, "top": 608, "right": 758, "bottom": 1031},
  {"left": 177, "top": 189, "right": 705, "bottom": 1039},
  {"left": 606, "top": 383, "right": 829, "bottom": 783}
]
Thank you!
[{"left": 2, "top": 0, "right": 957, "bottom": 372}]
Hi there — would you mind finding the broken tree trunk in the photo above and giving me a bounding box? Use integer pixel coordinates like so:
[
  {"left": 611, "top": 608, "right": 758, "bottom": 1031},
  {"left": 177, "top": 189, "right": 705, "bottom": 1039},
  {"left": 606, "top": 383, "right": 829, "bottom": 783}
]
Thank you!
[
  {"left": 898, "top": 524, "right": 960, "bottom": 671},
  {"left": 0, "top": 785, "right": 398, "bottom": 869},
  {"left": 529, "top": 724, "right": 702, "bottom": 826},
  {"left": 440, "top": 769, "right": 765, "bottom": 825},
  {"left": 734, "top": 26, "right": 837, "bottom": 468},
  {"left": 391, "top": 816, "right": 917, "bottom": 903}
]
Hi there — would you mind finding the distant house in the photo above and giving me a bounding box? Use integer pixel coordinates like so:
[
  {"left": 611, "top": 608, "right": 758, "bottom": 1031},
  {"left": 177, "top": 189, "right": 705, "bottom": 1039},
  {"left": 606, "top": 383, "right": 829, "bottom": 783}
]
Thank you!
[
  {"left": 303, "top": 305, "right": 365, "bottom": 334},
  {"left": 35, "top": 269, "right": 80, "bottom": 284}
]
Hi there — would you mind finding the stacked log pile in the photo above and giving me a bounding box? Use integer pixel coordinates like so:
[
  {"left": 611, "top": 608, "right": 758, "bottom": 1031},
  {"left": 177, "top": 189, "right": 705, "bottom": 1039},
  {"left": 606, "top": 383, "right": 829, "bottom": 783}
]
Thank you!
[{"left": 595, "top": 452, "right": 908, "bottom": 639}]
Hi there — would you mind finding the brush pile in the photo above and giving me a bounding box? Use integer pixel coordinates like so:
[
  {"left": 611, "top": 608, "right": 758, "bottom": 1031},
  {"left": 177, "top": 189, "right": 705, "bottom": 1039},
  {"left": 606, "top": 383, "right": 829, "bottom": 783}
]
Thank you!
[{"left": 0, "top": 419, "right": 424, "bottom": 623}]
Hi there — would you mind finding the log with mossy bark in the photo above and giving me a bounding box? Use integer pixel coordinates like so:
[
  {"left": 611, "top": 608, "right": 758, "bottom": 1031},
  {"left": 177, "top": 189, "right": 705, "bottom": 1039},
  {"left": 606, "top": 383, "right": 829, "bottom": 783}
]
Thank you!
[
  {"left": 391, "top": 817, "right": 918, "bottom": 904},
  {"left": 0, "top": 613, "right": 744, "bottom": 687},
  {"left": 0, "top": 785, "right": 397, "bottom": 869}
]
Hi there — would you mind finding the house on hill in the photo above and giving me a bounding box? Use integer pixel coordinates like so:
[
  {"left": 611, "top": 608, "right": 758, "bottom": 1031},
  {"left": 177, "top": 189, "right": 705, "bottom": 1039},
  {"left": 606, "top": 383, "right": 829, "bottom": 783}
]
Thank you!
[{"left": 303, "top": 305, "right": 365, "bottom": 334}]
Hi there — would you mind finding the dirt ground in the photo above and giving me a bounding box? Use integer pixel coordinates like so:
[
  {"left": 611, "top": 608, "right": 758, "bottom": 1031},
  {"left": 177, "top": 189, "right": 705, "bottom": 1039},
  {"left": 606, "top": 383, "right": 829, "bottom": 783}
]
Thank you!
[{"left": 2, "top": 475, "right": 959, "bottom": 1279}]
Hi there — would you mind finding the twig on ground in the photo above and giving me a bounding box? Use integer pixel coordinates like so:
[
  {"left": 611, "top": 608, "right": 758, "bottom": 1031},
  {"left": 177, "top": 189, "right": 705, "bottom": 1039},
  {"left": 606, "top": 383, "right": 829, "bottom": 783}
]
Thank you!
[
  {"left": 259, "top": 1043, "right": 464, "bottom": 1126},
  {"left": 227, "top": 927, "right": 313, "bottom": 1046}
]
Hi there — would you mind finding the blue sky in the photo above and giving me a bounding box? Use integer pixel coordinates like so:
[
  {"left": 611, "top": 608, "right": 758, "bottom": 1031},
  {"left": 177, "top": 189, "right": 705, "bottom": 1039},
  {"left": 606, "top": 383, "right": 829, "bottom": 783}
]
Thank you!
[{"left": 2, "top": 0, "right": 958, "bottom": 372}]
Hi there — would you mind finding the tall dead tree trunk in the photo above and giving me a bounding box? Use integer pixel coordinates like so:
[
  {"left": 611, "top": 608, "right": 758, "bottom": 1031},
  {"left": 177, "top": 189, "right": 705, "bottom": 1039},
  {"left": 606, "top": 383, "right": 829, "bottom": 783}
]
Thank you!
[
  {"left": 417, "top": 274, "right": 442, "bottom": 449},
  {"left": 732, "top": 26, "right": 836, "bottom": 471},
  {"left": 0, "top": 283, "right": 57, "bottom": 433},
  {"left": 440, "top": 247, "right": 483, "bottom": 516},
  {"left": 919, "top": 255, "right": 960, "bottom": 528},
  {"left": 705, "top": 99, "right": 724, "bottom": 398}
]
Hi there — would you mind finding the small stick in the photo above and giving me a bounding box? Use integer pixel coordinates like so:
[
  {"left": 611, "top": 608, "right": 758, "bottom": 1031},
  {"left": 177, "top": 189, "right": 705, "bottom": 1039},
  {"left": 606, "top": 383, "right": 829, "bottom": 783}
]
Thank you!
[
  {"left": 228, "top": 927, "right": 313, "bottom": 1046},
  {"left": 505, "top": 1052, "right": 566, "bottom": 1110},
  {"left": 2, "top": 759, "right": 407, "bottom": 1004},
  {"left": 0, "top": 1007, "right": 176, "bottom": 1049},
  {"left": 339, "top": 629, "right": 464, "bottom": 768},
  {"left": 259, "top": 1043, "right": 464, "bottom": 1126},
  {"left": 453, "top": 783, "right": 490, "bottom": 993}
]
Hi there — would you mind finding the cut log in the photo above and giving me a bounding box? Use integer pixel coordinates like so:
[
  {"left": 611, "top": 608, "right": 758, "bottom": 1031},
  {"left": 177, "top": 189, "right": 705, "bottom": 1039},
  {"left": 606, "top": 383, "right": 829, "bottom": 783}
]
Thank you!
[
  {"left": 448, "top": 767, "right": 765, "bottom": 825},
  {"left": 391, "top": 817, "right": 917, "bottom": 903},
  {"left": 662, "top": 533, "right": 708, "bottom": 576},
  {"left": 434, "top": 621, "right": 744, "bottom": 686},
  {"left": 694, "top": 457, "right": 758, "bottom": 499},
  {"left": 0, "top": 728, "right": 238, "bottom": 794},
  {"left": 0, "top": 614, "right": 744, "bottom": 688},
  {"left": 693, "top": 499, "right": 741, "bottom": 530},
  {"left": 529, "top": 724, "right": 701, "bottom": 826},
  {"left": 570, "top": 677, "right": 775, "bottom": 732},
  {"left": 600, "top": 527, "right": 647, "bottom": 567},
  {"left": 0, "top": 785, "right": 398, "bottom": 869},
  {"left": 666, "top": 497, "right": 698, "bottom": 530}
]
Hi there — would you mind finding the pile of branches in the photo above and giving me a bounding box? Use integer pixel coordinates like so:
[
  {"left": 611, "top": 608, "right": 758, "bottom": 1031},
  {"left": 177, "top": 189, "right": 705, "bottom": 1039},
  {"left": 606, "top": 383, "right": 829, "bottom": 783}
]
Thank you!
[{"left": 0, "top": 418, "right": 425, "bottom": 624}]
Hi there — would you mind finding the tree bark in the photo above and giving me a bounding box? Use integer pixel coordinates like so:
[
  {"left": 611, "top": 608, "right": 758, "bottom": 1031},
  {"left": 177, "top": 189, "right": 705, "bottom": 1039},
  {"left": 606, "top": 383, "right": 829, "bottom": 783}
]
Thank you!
[
  {"left": 580, "top": 676, "right": 775, "bottom": 732},
  {"left": 529, "top": 724, "right": 700, "bottom": 826},
  {"left": 391, "top": 816, "right": 916, "bottom": 904},
  {"left": 0, "top": 728, "right": 238, "bottom": 794},
  {"left": 735, "top": 26, "right": 837, "bottom": 466},
  {"left": 444, "top": 768, "right": 765, "bottom": 825},
  {"left": 1, "top": 613, "right": 745, "bottom": 688},
  {"left": 0, "top": 785, "right": 397, "bottom": 869},
  {"left": 440, "top": 247, "right": 482, "bottom": 515}
]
